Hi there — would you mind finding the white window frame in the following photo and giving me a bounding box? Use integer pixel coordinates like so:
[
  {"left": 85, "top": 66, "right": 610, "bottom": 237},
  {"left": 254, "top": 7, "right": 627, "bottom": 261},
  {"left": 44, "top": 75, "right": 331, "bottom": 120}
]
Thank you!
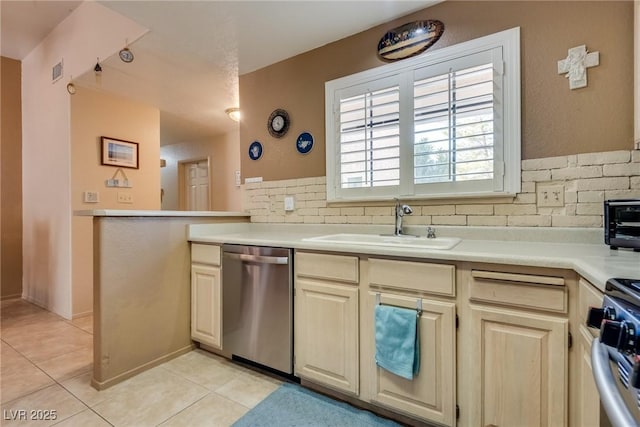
[{"left": 325, "top": 27, "right": 521, "bottom": 202}]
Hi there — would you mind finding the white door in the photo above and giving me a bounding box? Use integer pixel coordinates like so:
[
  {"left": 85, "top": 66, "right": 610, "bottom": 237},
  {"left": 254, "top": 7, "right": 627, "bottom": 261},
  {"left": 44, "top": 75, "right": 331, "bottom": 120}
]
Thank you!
[{"left": 184, "top": 160, "right": 210, "bottom": 211}]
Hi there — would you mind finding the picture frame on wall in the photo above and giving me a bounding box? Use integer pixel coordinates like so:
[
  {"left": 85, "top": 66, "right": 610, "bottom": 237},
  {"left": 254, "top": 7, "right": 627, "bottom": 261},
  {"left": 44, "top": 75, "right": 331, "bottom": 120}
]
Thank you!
[{"left": 101, "top": 136, "right": 139, "bottom": 169}]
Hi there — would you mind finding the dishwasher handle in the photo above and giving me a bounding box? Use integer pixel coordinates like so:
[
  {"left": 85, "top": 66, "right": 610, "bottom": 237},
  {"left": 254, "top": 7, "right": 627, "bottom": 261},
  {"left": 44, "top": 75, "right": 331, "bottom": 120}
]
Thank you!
[
  {"left": 591, "top": 338, "right": 637, "bottom": 427},
  {"left": 224, "top": 252, "right": 289, "bottom": 265}
]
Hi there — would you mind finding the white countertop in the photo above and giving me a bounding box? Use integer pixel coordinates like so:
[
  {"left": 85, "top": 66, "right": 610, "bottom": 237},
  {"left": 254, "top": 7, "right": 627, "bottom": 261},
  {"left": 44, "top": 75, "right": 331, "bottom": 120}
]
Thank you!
[
  {"left": 75, "top": 210, "right": 250, "bottom": 217},
  {"left": 188, "top": 223, "right": 640, "bottom": 292}
]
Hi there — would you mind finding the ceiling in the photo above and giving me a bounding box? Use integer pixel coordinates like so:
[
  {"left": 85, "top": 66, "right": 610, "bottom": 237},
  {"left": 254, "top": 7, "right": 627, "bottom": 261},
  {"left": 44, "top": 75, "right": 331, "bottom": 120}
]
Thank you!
[{"left": 2, "top": 0, "right": 439, "bottom": 145}]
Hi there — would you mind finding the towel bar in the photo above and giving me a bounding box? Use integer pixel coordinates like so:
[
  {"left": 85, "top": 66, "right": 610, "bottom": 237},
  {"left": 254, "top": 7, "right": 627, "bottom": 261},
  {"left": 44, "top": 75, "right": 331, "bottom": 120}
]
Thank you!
[{"left": 375, "top": 293, "right": 422, "bottom": 317}]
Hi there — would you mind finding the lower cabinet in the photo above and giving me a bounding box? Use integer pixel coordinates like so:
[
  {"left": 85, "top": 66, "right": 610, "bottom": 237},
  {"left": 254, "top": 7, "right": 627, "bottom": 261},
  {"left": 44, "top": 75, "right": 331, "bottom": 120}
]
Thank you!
[
  {"left": 362, "top": 292, "right": 457, "bottom": 426},
  {"left": 294, "top": 252, "right": 360, "bottom": 395},
  {"left": 191, "top": 244, "right": 222, "bottom": 350},
  {"left": 191, "top": 264, "right": 222, "bottom": 349},
  {"left": 469, "top": 306, "right": 568, "bottom": 427},
  {"left": 570, "top": 278, "right": 604, "bottom": 427},
  {"left": 573, "top": 326, "right": 601, "bottom": 427}
]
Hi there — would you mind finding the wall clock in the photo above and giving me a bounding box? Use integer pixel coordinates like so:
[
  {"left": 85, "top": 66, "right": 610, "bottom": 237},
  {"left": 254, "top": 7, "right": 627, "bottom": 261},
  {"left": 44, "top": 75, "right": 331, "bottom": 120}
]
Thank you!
[
  {"left": 268, "top": 109, "right": 290, "bottom": 138},
  {"left": 119, "top": 47, "right": 134, "bottom": 63}
]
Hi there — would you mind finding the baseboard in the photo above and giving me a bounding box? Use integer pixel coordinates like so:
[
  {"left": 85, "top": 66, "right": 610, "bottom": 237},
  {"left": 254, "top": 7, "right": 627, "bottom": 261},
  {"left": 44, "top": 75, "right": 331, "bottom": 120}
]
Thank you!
[
  {"left": 1, "top": 293, "right": 22, "bottom": 301},
  {"left": 71, "top": 310, "right": 93, "bottom": 319},
  {"left": 91, "top": 344, "right": 195, "bottom": 391},
  {"left": 21, "top": 294, "right": 48, "bottom": 310}
]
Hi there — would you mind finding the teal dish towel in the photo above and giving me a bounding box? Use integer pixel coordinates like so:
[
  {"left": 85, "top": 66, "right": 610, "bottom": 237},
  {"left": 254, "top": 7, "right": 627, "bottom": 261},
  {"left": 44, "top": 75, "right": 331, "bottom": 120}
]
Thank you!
[{"left": 374, "top": 305, "right": 420, "bottom": 380}]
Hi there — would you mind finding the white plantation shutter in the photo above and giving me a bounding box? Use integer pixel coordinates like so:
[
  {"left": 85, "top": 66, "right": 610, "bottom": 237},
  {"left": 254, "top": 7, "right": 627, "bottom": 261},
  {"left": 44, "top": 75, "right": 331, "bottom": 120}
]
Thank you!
[
  {"left": 326, "top": 28, "right": 520, "bottom": 202},
  {"left": 339, "top": 85, "right": 400, "bottom": 189},
  {"left": 412, "top": 50, "right": 500, "bottom": 196}
]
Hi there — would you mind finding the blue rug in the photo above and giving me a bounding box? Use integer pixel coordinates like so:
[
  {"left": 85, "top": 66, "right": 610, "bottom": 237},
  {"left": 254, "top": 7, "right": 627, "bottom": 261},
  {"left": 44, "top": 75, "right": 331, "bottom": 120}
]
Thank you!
[{"left": 232, "top": 382, "right": 401, "bottom": 427}]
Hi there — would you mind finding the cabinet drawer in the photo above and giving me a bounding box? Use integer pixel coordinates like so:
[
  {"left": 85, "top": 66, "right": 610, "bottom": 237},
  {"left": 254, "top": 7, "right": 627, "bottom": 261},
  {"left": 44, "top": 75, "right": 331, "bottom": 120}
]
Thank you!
[
  {"left": 191, "top": 244, "right": 221, "bottom": 266},
  {"left": 295, "top": 252, "right": 359, "bottom": 284},
  {"left": 578, "top": 278, "right": 603, "bottom": 337},
  {"left": 369, "top": 258, "right": 455, "bottom": 296},
  {"left": 469, "top": 270, "right": 567, "bottom": 313}
]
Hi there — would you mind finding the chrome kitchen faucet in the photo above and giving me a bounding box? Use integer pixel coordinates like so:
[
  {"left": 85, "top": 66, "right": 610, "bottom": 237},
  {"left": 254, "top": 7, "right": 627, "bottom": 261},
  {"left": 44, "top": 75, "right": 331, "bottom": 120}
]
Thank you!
[{"left": 394, "top": 199, "right": 413, "bottom": 236}]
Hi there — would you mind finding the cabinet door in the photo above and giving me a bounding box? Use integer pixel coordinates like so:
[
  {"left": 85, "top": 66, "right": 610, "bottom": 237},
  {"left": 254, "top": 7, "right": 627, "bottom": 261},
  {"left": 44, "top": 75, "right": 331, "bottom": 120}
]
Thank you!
[
  {"left": 191, "top": 264, "right": 222, "bottom": 349},
  {"left": 470, "top": 305, "right": 568, "bottom": 427},
  {"left": 295, "top": 278, "right": 359, "bottom": 394},
  {"left": 365, "top": 292, "right": 456, "bottom": 426},
  {"left": 572, "top": 326, "right": 601, "bottom": 427}
]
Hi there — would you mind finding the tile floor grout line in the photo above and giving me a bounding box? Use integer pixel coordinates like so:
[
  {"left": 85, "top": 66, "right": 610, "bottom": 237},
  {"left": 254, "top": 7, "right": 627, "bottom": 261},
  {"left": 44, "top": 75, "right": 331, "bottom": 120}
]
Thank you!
[
  {"left": 153, "top": 391, "right": 212, "bottom": 426},
  {"left": 2, "top": 300, "right": 283, "bottom": 426},
  {"left": 210, "top": 390, "right": 252, "bottom": 411},
  {"left": 0, "top": 339, "right": 64, "bottom": 405},
  {"left": 64, "top": 317, "right": 93, "bottom": 335}
]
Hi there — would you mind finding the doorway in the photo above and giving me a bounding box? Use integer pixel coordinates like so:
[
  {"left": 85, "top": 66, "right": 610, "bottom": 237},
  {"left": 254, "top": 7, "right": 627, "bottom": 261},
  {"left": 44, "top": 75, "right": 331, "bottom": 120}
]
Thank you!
[{"left": 179, "top": 158, "right": 211, "bottom": 211}]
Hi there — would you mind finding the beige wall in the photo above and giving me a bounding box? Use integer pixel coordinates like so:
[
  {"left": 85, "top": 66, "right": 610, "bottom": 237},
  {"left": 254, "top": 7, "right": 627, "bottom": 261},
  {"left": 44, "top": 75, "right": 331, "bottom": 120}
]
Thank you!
[
  {"left": 21, "top": 1, "right": 147, "bottom": 318},
  {"left": 1, "top": 57, "right": 23, "bottom": 300},
  {"left": 70, "top": 86, "right": 160, "bottom": 317},
  {"left": 635, "top": 1, "right": 640, "bottom": 147},
  {"left": 71, "top": 87, "right": 161, "bottom": 211},
  {"left": 160, "top": 130, "right": 242, "bottom": 212},
  {"left": 240, "top": 1, "right": 634, "bottom": 182}
]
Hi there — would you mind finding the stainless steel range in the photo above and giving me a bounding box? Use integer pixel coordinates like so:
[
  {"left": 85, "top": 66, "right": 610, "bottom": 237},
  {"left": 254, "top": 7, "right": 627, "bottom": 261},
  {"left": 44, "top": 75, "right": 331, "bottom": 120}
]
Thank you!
[{"left": 588, "top": 278, "right": 640, "bottom": 427}]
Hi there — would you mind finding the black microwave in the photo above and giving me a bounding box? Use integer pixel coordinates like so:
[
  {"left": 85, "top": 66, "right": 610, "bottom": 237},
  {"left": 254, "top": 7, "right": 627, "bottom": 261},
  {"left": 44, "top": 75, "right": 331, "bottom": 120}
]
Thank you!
[{"left": 604, "top": 199, "right": 640, "bottom": 251}]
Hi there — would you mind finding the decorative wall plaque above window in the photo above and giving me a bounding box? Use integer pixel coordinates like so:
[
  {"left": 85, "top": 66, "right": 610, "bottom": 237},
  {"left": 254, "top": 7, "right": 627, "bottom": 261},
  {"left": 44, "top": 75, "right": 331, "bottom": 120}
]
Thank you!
[{"left": 377, "top": 20, "right": 444, "bottom": 61}]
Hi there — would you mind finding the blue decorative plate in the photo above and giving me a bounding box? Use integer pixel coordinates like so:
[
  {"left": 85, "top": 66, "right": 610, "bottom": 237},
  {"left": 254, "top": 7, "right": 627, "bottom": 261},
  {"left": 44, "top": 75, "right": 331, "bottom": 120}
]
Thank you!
[
  {"left": 248, "top": 141, "right": 263, "bottom": 160},
  {"left": 296, "top": 132, "right": 314, "bottom": 154}
]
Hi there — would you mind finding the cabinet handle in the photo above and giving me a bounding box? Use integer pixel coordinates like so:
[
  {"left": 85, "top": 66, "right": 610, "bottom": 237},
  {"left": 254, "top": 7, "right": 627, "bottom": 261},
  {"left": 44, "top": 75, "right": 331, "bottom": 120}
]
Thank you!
[
  {"left": 471, "top": 270, "right": 565, "bottom": 286},
  {"left": 224, "top": 253, "right": 289, "bottom": 265}
]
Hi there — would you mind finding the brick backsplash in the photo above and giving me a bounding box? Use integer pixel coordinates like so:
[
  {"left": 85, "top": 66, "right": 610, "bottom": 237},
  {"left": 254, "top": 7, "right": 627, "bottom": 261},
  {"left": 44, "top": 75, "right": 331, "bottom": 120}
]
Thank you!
[{"left": 242, "top": 150, "right": 640, "bottom": 227}]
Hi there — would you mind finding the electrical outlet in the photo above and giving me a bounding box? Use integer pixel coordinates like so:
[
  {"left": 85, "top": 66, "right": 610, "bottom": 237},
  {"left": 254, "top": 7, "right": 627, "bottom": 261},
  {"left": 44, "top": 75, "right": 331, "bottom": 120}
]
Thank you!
[
  {"left": 537, "top": 184, "right": 564, "bottom": 207},
  {"left": 284, "top": 196, "right": 295, "bottom": 211},
  {"left": 83, "top": 191, "right": 99, "bottom": 203},
  {"left": 117, "top": 192, "right": 133, "bottom": 204}
]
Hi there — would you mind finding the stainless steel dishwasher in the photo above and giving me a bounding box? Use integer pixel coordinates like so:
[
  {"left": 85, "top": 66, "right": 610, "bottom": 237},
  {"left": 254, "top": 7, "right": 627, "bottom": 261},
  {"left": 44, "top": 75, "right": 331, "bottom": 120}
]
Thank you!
[{"left": 222, "top": 244, "right": 293, "bottom": 374}]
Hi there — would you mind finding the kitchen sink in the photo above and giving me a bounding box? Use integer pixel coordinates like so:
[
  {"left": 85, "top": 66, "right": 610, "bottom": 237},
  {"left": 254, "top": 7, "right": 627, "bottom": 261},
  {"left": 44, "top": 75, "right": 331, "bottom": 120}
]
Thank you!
[{"left": 302, "top": 233, "right": 461, "bottom": 250}]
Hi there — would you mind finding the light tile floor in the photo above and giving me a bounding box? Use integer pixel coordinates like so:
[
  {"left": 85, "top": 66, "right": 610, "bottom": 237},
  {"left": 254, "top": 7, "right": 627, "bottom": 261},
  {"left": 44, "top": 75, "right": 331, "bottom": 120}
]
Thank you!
[{"left": 1, "top": 299, "right": 282, "bottom": 426}]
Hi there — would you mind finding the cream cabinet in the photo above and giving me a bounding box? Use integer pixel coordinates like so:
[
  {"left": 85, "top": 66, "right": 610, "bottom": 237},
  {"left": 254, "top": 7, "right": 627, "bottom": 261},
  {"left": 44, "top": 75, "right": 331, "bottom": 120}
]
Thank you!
[
  {"left": 570, "top": 278, "right": 604, "bottom": 427},
  {"left": 362, "top": 258, "right": 457, "bottom": 425},
  {"left": 469, "top": 305, "right": 568, "bottom": 427},
  {"left": 190, "top": 244, "right": 222, "bottom": 349},
  {"left": 294, "top": 252, "right": 360, "bottom": 395},
  {"left": 362, "top": 291, "right": 456, "bottom": 426},
  {"left": 461, "top": 266, "right": 572, "bottom": 427}
]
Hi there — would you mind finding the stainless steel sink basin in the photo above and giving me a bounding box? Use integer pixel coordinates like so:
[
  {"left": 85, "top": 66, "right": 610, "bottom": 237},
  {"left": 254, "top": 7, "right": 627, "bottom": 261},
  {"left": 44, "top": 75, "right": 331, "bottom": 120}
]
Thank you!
[{"left": 303, "top": 233, "right": 461, "bottom": 250}]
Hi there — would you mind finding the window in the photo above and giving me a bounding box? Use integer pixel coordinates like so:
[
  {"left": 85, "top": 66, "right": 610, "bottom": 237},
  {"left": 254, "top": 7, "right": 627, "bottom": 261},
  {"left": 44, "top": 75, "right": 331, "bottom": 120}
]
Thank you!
[{"left": 325, "top": 28, "right": 520, "bottom": 202}]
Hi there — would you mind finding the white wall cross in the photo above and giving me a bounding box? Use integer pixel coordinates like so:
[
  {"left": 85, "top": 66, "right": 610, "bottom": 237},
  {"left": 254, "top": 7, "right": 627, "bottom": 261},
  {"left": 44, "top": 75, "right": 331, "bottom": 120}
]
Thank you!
[{"left": 557, "top": 45, "right": 600, "bottom": 90}]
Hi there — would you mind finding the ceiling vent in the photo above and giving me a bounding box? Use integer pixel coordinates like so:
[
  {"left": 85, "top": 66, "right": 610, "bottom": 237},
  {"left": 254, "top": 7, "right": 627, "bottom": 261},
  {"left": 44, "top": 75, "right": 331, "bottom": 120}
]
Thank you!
[{"left": 52, "top": 60, "right": 63, "bottom": 83}]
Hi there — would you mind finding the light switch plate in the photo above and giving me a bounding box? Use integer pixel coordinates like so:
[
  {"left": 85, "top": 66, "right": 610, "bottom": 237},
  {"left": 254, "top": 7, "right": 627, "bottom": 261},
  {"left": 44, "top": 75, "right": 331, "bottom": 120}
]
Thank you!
[
  {"left": 537, "top": 184, "right": 564, "bottom": 207},
  {"left": 284, "top": 196, "right": 295, "bottom": 211},
  {"left": 83, "top": 191, "right": 99, "bottom": 203},
  {"left": 235, "top": 170, "right": 241, "bottom": 186}
]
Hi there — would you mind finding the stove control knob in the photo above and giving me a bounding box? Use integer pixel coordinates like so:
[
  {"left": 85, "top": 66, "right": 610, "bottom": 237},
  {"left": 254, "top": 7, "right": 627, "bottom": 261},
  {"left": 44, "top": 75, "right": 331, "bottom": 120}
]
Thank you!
[
  {"left": 617, "top": 321, "right": 637, "bottom": 353},
  {"left": 587, "top": 307, "right": 605, "bottom": 328},
  {"left": 631, "top": 356, "right": 640, "bottom": 389},
  {"left": 600, "top": 320, "right": 622, "bottom": 347},
  {"left": 604, "top": 306, "right": 617, "bottom": 321}
]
